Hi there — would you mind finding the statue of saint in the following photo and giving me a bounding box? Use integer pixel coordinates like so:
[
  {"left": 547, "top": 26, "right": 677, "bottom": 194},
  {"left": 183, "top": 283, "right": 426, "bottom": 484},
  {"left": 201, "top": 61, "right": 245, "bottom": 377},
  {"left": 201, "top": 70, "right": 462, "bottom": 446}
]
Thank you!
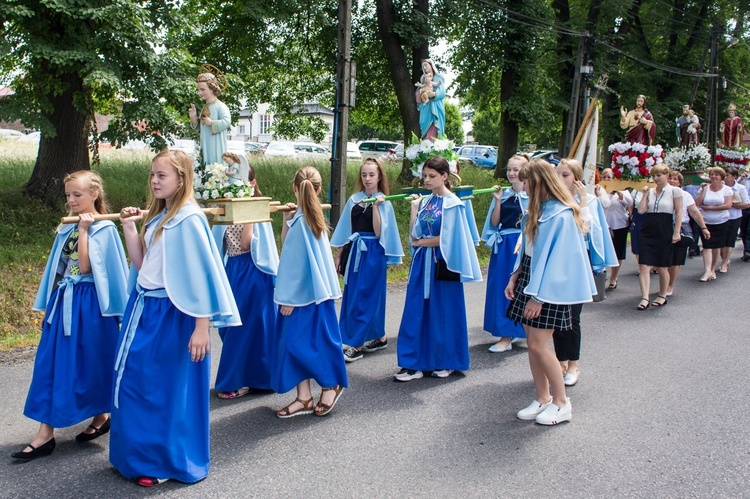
[
  {"left": 719, "top": 103, "right": 744, "bottom": 148},
  {"left": 675, "top": 104, "right": 701, "bottom": 147},
  {"left": 620, "top": 94, "right": 656, "bottom": 146},
  {"left": 416, "top": 59, "right": 446, "bottom": 140},
  {"left": 189, "top": 64, "right": 231, "bottom": 165}
]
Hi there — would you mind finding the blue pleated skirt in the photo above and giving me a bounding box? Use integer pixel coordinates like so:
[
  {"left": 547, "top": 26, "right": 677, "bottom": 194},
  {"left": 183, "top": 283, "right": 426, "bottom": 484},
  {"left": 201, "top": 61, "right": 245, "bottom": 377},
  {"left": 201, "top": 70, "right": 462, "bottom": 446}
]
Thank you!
[
  {"left": 396, "top": 247, "right": 470, "bottom": 372},
  {"left": 483, "top": 233, "right": 526, "bottom": 339},
  {"left": 216, "top": 253, "right": 276, "bottom": 391},
  {"left": 24, "top": 282, "right": 118, "bottom": 427},
  {"left": 339, "top": 236, "right": 387, "bottom": 347},
  {"left": 109, "top": 292, "right": 210, "bottom": 483},
  {"left": 271, "top": 300, "right": 348, "bottom": 394}
]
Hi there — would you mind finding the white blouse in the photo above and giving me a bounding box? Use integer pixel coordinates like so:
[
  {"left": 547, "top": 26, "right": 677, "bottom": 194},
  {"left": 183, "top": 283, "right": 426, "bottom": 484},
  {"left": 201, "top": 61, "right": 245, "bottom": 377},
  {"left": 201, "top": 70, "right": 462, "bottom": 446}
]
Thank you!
[
  {"left": 699, "top": 185, "right": 733, "bottom": 225},
  {"left": 645, "top": 185, "right": 682, "bottom": 214}
]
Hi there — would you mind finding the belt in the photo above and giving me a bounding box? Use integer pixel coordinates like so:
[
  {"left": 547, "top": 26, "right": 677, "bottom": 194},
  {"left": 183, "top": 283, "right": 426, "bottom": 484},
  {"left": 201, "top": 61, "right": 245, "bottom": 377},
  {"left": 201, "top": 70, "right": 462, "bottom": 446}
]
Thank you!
[{"left": 47, "top": 275, "right": 95, "bottom": 336}]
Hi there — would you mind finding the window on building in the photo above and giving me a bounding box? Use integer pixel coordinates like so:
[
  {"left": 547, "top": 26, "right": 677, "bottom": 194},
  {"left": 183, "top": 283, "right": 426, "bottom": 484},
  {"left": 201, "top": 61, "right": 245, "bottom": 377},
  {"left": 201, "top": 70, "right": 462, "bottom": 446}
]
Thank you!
[
  {"left": 238, "top": 125, "right": 246, "bottom": 135},
  {"left": 260, "top": 114, "right": 272, "bottom": 135}
]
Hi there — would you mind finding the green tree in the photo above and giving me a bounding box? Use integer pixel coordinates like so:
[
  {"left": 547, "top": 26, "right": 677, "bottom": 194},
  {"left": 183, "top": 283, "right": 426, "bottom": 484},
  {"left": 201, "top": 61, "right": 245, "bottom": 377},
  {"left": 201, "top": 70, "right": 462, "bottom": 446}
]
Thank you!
[
  {"left": 0, "top": 1, "right": 197, "bottom": 206},
  {"left": 444, "top": 102, "right": 464, "bottom": 144}
]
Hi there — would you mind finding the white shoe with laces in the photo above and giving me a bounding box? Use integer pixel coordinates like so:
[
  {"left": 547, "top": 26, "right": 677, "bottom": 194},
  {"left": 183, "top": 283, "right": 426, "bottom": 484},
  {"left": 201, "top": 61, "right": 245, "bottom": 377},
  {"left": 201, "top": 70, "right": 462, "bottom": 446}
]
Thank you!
[
  {"left": 516, "top": 398, "right": 552, "bottom": 420},
  {"left": 430, "top": 369, "right": 454, "bottom": 378},
  {"left": 535, "top": 399, "right": 572, "bottom": 425}
]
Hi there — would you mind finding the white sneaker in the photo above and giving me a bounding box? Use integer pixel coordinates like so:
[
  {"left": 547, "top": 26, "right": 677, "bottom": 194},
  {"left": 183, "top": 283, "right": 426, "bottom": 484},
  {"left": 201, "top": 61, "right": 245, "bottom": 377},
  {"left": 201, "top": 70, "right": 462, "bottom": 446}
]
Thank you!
[
  {"left": 393, "top": 369, "right": 423, "bottom": 382},
  {"left": 431, "top": 369, "right": 454, "bottom": 378},
  {"left": 563, "top": 369, "right": 579, "bottom": 386},
  {"left": 516, "top": 398, "right": 552, "bottom": 420},
  {"left": 535, "top": 399, "right": 572, "bottom": 425}
]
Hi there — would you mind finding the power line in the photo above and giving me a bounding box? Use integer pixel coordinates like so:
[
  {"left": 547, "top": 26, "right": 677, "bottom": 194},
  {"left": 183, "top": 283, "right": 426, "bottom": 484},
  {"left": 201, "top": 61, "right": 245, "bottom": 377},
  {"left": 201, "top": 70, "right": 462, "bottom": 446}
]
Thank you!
[
  {"left": 725, "top": 78, "right": 750, "bottom": 94},
  {"left": 595, "top": 40, "right": 718, "bottom": 78}
]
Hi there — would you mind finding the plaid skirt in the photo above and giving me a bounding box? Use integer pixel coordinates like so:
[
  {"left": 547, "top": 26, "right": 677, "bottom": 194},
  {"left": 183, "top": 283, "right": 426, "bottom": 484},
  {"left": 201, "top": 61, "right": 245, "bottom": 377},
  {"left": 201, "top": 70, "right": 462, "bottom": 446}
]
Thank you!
[{"left": 506, "top": 254, "right": 572, "bottom": 330}]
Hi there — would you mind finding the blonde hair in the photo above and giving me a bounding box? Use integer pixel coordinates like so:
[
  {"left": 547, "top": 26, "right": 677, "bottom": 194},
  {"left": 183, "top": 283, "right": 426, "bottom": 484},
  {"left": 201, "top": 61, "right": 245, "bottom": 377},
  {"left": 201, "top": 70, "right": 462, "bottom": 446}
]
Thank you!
[
  {"left": 63, "top": 170, "right": 109, "bottom": 216},
  {"left": 196, "top": 72, "right": 222, "bottom": 97},
  {"left": 707, "top": 166, "right": 726, "bottom": 179},
  {"left": 558, "top": 158, "right": 584, "bottom": 181},
  {"left": 293, "top": 166, "right": 327, "bottom": 238},
  {"left": 668, "top": 170, "right": 683, "bottom": 183},
  {"left": 139, "top": 150, "right": 196, "bottom": 248},
  {"left": 518, "top": 160, "right": 586, "bottom": 245},
  {"left": 650, "top": 164, "right": 669, "bottom": 176},
  {"left": 356, "top": 157, "right": 390, "bottom": 195},
  {"left": 601, "top": 168, "right": 614, "bottom": 179},
  {"left": 222, "top": 152, "right": 241, "bottom": 164}
]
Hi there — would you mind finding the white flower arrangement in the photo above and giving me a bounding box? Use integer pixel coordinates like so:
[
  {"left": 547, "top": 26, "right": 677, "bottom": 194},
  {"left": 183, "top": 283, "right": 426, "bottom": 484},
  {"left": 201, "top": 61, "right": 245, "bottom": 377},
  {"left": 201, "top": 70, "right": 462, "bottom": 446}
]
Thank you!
[
  {"left": 194, "top": 162, "right": 254, "bottom": 201},
  {"left": 663, "top": 143, "right": 711, "bottom": 172},
  {"left": 405, "top": 132, "right": 459, "bottom": 177},
  {"left": 608, "top": 142, "right": 664, "bottom": 179}
]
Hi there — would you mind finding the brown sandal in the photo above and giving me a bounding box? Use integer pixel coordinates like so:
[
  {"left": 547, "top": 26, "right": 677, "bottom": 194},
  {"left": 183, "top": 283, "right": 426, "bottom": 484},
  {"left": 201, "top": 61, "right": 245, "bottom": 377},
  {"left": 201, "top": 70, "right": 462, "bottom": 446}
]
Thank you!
[
  {"left": 315, "top": 385, "right": 344, "bottom": 417},
  {"left": 276, "top": 397, "right": 314, "bottom": 418}
]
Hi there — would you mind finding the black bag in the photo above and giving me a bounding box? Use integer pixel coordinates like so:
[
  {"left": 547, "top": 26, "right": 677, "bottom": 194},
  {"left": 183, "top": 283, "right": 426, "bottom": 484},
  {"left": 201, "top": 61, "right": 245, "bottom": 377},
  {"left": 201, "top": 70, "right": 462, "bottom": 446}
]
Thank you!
[
  {"left": 434, "top": 258, "right": 460, "bottom": 281},
  {"left": 591, "top": 270, "right": 607, "bottom": 302},
  {"left": 336, "top": 243, "right": 351, "bottom": 276},
  {"left": 674, "top": 224, "right": 694, "bottom": 249}
]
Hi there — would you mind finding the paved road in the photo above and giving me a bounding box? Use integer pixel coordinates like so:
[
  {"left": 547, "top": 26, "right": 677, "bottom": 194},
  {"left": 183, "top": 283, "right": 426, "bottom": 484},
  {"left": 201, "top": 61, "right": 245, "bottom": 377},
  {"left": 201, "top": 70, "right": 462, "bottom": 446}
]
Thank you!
[{"left": 0, "top": 254, "right": 748, "bottom": 498}]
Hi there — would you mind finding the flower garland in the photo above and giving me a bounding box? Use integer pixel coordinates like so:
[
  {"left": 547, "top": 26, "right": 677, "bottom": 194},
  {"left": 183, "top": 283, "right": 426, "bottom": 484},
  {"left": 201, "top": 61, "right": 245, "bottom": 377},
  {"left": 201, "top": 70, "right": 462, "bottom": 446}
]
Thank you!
[
  {"left": 608, "top": 141, "right": 664, "bottom": 180},
  {"left": 714, "top": 147, "right": 750, "bottom": 169},
  {"left": 663, "top": 143, "right": 712, "bottom": 172},
  {"left": 194, "top": 162, "right": 254, "bottom": 201},
  {"left": 405, "top": 132, "right": 460, "bottom": 177}
]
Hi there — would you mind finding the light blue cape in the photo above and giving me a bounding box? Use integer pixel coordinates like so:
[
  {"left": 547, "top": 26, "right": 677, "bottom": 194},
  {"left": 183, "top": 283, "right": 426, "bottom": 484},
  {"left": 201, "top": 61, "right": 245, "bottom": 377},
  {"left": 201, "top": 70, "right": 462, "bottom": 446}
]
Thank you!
[
  {"left": 34, "top": 221, "right": 129, "bottom": 317},
  {"left": 514, "top": 199, "right": 596, "bottom": 304},
  {"left": 418, "top": 74, "right": 446, "bottom": 137},
  {"left": 274, "top": 210, "right": 342, "bottom": 306},
  {"left": 582, "top": 194, "right": 620, "bottom": 273},
  {"left": 130, "top": 203, "right": 240, "bottom": 327},
  {"left": 481, "top": 189, "right": 529, "bottom": 249},
  {"left": 413, "top": 193, "right": 482, "bottom": 283},
  {"left": 330, "top": 191, "right": 404, "bottom": 265},
  {"left": 212, "top": 222, "right": 280, "bottom": 276},
  {"left": 463, "top": 199, "right": 481, "bottom": 246}
]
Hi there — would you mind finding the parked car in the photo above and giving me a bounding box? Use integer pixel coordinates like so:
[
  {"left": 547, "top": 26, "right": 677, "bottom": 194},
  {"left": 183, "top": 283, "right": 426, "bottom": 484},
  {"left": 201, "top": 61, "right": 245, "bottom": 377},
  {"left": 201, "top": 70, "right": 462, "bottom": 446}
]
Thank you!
[
  {"left": 529, "top": 149, "right": 560, "bottom": 164},
  {"left": 358, "top": 140, "right": 399, "bottom": 157},
  {"left": 294, "top": 142, "right": 329, "bottom": 160},
  {"left": 168, "top": 138, "right": 198, "bottom": 159},
  {"left": 0, "top": 129, "right": 24, "bottom": 140},
  {"left": 456, "top": 145, "right": 498, "bottom": 168},
  {"left": 226, "top": 140, "right": 247, "bottom": 158},
  {"left": 18, "top": 131, "right": 41, "bottom": 143},
  {"left": 264, "top": 141, "right": 297, "bottom": 158},
  {"left": 347, "top": 142, "right": 362, "bottom": 160},
  {"left": 245, "top": 142, "right": 264, "bottom": 155}
]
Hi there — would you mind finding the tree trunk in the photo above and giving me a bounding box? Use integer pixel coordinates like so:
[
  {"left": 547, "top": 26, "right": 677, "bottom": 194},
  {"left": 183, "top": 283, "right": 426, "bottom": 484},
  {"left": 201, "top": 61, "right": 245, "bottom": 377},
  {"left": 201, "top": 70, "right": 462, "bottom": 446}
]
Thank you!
[
  {"left": 25, "top": 71, "right": 91, "bottom": 208},
  {"left": 553, "top": 0, "right": 574, "bottom": 154},
  {"left": 375, "top": 0, "right": 422, "bottom": 182},
  {"left": 496, "top": 68, "right": 519, "bottom": 179}
]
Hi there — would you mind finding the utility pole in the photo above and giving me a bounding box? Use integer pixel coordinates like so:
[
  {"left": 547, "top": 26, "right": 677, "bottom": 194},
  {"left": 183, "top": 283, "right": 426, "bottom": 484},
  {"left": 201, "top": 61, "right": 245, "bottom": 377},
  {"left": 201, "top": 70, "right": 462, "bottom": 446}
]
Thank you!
[
  {"left": 705, "top": 24, "right": 721, "bottom": 165},
  {"left": 563, "top": 33, "right": 592, "bottom": 157},
  {"left": 330, "top": 0, "right": 352, "bottom": 228}
]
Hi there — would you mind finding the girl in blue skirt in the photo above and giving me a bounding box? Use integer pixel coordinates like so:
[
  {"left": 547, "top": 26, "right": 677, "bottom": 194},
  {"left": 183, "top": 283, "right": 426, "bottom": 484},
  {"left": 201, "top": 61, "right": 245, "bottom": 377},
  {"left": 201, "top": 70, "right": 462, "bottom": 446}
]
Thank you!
[
  {"left": 395, "top": 156, "right": 482, "bottom": 382},
  {"left": 214, "top": 165, "right": 279, "bottom": 398},
  {"left": 482, "top": 155, "right": 529, "bottom": 353},
  {"left": 272, "top": 166, "right": 348, "bottom": 418},
  {"left": 111, "top": 150, "right": 239, "bottom": 487},
  {"left": 12, "top": 171, "right": 129, "bottom": 461},
  {"left": 331, "top": 158, "right": 403, "bottom": 362}
]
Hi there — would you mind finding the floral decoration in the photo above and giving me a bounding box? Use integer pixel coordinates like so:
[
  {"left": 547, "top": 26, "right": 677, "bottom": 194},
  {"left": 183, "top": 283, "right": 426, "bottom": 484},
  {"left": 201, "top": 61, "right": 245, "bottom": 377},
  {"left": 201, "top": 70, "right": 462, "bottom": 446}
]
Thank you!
[
  {"left": 194, "top": 162, "right": 254, "bottom": 201},
  {"left": 663, "top": 143, "right": 712, "bottom": 172},
  {"left": 405, "top": 132, "right": 460, "bottom": 177},
  {"left": 608, "top": 141, "right": 664, "bottom": 180},
  {"left": 714, "top": 147, "right": 750, "bottom": 169}
]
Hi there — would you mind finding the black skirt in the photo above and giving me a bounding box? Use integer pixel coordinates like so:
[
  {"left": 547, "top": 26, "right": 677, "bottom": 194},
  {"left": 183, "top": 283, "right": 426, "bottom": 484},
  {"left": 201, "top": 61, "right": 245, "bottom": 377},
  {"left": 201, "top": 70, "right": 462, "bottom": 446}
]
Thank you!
[
  {"left": 638, "top": 213, "right": 674, "bottom": 267},
  {"left": 702, "top": 221, "right": 728, "bottom": 249},
  {"left": 506, "top": 255, "right": 572, "bottom": 331},
  {"left": 610, "top": 227, "right": 629, "bottom": 261}
]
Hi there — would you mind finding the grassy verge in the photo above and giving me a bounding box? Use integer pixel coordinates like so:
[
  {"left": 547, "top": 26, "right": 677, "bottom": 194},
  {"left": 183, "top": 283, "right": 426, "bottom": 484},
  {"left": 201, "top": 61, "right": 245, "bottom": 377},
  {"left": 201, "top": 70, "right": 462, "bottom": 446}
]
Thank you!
[{"left": 0, "top": 142, "right": 500, "bottom": 351}]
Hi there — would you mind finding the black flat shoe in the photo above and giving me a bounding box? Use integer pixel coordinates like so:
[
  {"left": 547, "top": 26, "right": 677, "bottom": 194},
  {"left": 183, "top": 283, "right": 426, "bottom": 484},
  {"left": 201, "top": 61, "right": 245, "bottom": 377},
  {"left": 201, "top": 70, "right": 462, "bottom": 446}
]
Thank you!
[
  {"left": 75, "top": 418, "right": 110, "bottom": 442},
  {"left": 11, "top": 438, "right": 55, "bottom": 460}
]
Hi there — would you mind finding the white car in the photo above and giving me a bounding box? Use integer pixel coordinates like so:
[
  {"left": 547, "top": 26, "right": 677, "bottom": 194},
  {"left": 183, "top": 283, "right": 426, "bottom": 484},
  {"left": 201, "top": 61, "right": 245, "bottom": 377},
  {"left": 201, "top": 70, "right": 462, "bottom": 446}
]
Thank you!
[
  {"left": 226, "top": 140, "right": 246, "bottom": 158},
  {"left": 168, "top": 138, "right": 198, "bottom": 159},
  {"left": 294, "top": 142, "right": 329, "bottom": 160},
  {"left": 347, "top": 142, "right": 362, "bottom": 160},
  {"left": 264, "top": 141, "right": 297, "bottom": 158},
  {"left": 0, "top": 129, "right": 24, "bottom": 139},
  {"left": 18, "top": 131, "right": 41, "bottom": 143}
]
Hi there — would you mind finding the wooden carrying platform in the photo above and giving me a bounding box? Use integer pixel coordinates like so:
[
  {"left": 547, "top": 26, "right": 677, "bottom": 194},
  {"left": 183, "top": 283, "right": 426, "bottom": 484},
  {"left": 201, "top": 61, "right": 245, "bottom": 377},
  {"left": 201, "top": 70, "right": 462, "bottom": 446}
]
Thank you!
[
  {"left": 599, "top": 179, "right": 654, "bottom": 191},
  {"left": 204, "top": 197, "right": 273, "bottom": 224}
]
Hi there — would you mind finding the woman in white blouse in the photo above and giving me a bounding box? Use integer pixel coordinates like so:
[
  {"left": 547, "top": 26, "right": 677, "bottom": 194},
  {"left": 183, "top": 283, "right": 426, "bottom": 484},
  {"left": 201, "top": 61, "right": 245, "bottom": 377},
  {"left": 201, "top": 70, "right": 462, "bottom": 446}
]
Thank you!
[
  {"left": 635, "top": 165, "right": 683, "bottom": 309},
  {"left": 667, "top": 171, "right": 709, "bottom": 295},
  {"left": 600, "top": 168, "right": 633, "bottom": 289},
  {"left": 695, "top": 167, "right": 733, "bottom": 282}
]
